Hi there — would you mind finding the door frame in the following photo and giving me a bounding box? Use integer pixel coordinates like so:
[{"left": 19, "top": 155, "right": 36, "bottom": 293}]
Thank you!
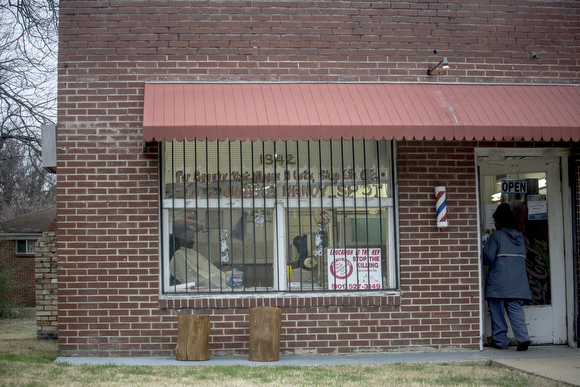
[{"left": 474, "top": 148, "right": 575, "bottom": 349}]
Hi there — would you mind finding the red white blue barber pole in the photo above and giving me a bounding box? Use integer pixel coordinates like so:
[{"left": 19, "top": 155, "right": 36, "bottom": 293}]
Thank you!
[{"left": 435, "top": 186, "right": 448, "bottom": 228}]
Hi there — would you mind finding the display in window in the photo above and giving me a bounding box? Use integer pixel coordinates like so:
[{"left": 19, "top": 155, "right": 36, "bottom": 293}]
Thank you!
[
  {"left": 162, "top": 139, "right": 396, "bottom": 294},
  {"left": 169, "top": 211, "right": 230, "bottom": 290},
  {"left": 292, "top": 234, "right": 309, "bottom": 270},
  {"left": 313, "top": 223, "right": 324, "bottom": 257},
  {"left": 169, "top": 209, "right": 275, "bottom": 292},
  {"left": 286, "top": 208, "right": 387, "bottom": 291},
  {"left": 220, "top": 230, "right": 229, "bottom": 263},
  {"left": 254, "top": 211, "right": 264, "bottom": 229}
]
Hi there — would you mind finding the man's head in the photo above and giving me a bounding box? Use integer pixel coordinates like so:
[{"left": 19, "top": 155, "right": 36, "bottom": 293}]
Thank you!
[
  {"left": 173, "top": 225, "right": 196, "bottom": 248},
  {"left": 493, "top": 203, "right": 517, "bottom": 229},
  {"left": 174, "top": 225, "right": 195, "bottom": 240},
  {"left": 174, "top": 211, "right": 204, "bottom": 231}
]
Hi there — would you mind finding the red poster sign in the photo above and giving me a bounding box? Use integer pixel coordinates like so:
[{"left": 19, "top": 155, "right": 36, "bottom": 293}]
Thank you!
[{"left": 327, "top": 248, "right": 382, "bottom": 290}]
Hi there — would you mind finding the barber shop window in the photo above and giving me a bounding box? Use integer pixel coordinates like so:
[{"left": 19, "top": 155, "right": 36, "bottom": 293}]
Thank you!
[{"left": 161, "top": 139, "right": 397, "bottom": 294}]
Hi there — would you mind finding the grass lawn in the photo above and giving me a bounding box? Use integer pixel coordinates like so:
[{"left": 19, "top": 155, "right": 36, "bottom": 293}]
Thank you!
[{"left": 0, "top": 309, "right": 563, "bottom": 387}]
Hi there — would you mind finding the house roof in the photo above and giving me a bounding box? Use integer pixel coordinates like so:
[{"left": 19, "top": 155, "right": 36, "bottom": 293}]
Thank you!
[
  {"left": 0, "top": 206, "right": 57, "bottom": 236},
  {"left": 143, "top": 83, "right": 580, "bottom": 143}
]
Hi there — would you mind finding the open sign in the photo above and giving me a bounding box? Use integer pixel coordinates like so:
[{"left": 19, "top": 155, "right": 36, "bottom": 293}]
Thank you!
[{"left": 501, "top": 180, "right": 527, "bottom": 194}]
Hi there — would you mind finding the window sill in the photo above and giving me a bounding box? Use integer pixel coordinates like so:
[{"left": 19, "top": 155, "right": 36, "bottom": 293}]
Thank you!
[{"left": 159, "top": 290, "right": 401, "bottom": 310}]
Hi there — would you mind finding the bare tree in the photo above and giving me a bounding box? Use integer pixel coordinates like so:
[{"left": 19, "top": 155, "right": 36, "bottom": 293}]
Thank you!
[
  {"left": 0, "top": 138, "right": 56, "bottom": 221},
  {"left": 0, "top": 1, "right": 58, "bottom": 220},
  {"left": 0, "top": 0, "right": 58, "bottom": 156}
]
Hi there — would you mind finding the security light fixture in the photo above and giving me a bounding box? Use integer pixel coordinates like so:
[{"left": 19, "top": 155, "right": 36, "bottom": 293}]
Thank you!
[{"left": 427, "top": 57, "right": 449, "bottom": 75}]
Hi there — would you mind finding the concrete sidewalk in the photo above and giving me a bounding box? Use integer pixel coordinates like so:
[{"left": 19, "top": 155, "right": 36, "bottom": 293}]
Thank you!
[{"left": 56, "top": 346, "right": 580, "bottom": 386}]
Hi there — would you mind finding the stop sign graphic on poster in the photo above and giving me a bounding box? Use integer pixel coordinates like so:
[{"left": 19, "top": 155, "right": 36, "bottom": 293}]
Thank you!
[{"left": 327, "top": 248, "right": 382, "bottom": 290}]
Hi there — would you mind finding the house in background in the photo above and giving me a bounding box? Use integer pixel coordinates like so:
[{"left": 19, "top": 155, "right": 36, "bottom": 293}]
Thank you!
[
  {"left": 54, "top": 1, "right": 580, "bottom": 357},
  {"left": 0, "top": 206, "right": 57, "bottom": 307}
]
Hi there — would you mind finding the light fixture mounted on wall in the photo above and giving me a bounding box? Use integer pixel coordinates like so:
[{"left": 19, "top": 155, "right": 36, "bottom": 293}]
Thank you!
[{"left": 427, "top": 57, "right": 449, "bottom": 75}]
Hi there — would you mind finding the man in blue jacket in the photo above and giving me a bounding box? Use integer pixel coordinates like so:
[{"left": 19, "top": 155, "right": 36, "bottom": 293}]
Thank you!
[{"left": 483, "top": 203, "right": 532, "bottom": 351}]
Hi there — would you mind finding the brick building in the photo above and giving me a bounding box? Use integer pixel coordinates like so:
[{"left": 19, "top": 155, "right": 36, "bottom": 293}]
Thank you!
[
  {"left": 0, "top": 206, "right": 57, "bottom": 308},
  {"left": 55, "top": 1, "right": 579, "bottom": 357}
]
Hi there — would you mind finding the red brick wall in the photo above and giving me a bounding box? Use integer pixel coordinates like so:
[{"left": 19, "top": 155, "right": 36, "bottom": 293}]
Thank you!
[
  {"left": 57, "top": 138, "right": 482, "bottom": 357},
  {"left": 0, "top": 240, "right": 36, "bottom": 307},
  {"left": 56, "top": 1, "right": 579, "bottom": 356},
  {"left": 397, "top": 141, "right": 480, "bottom": 348},
  {"left": 59, "top": 1, "right": 579, "bottom": 85}
]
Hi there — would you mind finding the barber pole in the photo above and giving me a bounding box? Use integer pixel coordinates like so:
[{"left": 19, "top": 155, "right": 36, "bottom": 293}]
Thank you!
[{"left": 435, "top": 186, "right": 448, "bottom": 228}]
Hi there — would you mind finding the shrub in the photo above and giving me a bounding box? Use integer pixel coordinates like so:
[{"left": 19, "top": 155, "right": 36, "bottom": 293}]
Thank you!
[{"left": 0, "top": 265, "right": 24, "bottom": 318}]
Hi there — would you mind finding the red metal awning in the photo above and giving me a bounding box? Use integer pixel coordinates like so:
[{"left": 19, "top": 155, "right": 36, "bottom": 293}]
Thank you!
[{"left": 143, "top": 83, "right": 580, "bottom": 142}]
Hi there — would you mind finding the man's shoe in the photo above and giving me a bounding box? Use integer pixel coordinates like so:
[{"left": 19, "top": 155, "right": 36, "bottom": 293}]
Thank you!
[
  {"left": 490, "top": 342, "right": 508, "bottom": 350},
  {"left": 517, "top": 341, "right": 531, "bottom": 351}
]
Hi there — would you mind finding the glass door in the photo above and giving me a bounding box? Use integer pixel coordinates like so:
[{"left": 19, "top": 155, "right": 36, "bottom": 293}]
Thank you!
[{"left": 478, "top": 154, "right": 566, "bottom": 345}]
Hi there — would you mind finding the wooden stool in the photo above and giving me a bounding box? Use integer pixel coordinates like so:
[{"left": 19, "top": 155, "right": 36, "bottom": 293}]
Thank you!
[
  {"left": 174, "top": 315, "right": 210, "bottom": 361},
  {"left": 248, "top": 306, "right": 282, "bottom": 362}
]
